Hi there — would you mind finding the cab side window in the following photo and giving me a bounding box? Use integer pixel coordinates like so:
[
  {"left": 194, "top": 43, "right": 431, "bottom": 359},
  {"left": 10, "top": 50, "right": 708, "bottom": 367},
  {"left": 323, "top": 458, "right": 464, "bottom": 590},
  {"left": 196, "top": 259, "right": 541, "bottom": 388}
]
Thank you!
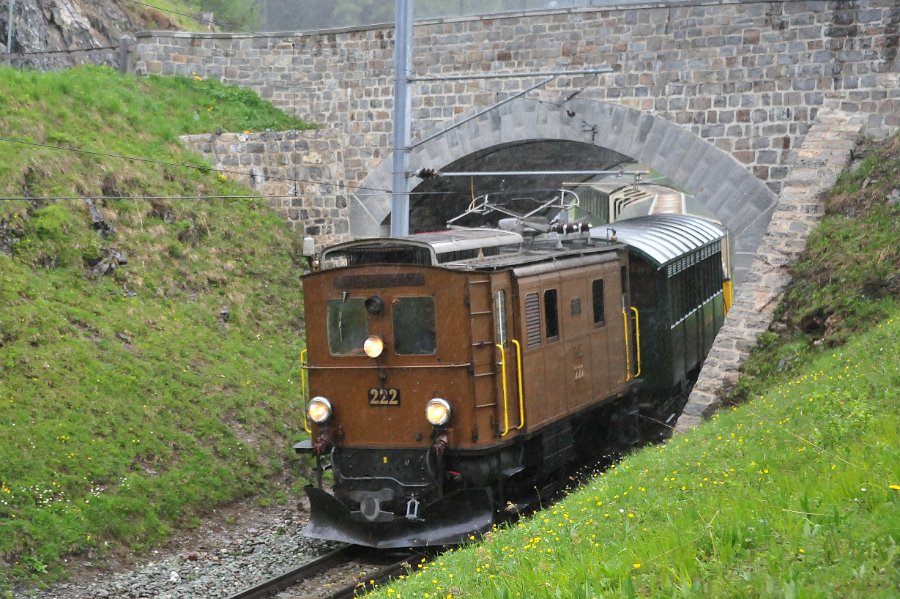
[
  {"left": 592, "top": 279, "right": 605, "bottom": 325},
  {"left": 544, "top": 289, "right": 559, "bottom": 341}
]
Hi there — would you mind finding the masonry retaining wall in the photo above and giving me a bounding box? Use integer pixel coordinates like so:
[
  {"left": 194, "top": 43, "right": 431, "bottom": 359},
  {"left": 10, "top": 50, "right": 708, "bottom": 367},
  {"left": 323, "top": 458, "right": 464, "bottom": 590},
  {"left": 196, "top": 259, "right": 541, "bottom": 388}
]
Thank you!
[{"left": 180, "top": 129, "right": 350, "bottom": 247}]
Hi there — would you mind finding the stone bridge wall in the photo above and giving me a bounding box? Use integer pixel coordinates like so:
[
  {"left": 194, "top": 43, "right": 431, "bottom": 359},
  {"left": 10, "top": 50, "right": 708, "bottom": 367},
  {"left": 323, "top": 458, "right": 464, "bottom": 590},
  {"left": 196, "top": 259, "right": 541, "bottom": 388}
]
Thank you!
[{"left": 132, "top": 0, "right": 899, "bottom": 197}]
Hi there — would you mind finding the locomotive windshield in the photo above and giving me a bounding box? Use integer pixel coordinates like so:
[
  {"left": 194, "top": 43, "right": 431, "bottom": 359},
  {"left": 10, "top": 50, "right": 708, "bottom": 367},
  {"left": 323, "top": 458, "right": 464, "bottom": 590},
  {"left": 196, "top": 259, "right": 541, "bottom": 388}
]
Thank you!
[
  {"left": 326, "top": 297, "right": 368, "bottom": 355},
  {"left": 392, "top": 297, "right": 436, "bottom": 355}
]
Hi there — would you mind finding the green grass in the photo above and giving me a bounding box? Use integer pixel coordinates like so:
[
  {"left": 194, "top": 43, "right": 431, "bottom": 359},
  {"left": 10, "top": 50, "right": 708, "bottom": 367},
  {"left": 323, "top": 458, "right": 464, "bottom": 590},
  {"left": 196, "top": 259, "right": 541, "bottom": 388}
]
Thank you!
[
  {"left": 369, "top": 136, "right": 900, "bottom": 598},
  {"left": 733, "top": 134, "right": 899, "bottom": 400},
  {"left": 125, "top": 1, "right": 258, "bottom": 32},
  {"left": 371, "top": 312, "right": 899, "bottom": 599},
  {"left": 0, "top": 64, "right": 896, "bottom": 597},
  {"left": 0, "top": 66, "right": 313, "bottom": 588}
]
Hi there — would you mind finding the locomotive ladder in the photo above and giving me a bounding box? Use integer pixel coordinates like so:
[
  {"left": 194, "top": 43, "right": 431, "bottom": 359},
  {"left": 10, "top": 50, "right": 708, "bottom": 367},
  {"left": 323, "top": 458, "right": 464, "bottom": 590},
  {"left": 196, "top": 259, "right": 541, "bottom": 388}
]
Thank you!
[{"left": 466, "top": 278, "right": 498, "bottom": 410}]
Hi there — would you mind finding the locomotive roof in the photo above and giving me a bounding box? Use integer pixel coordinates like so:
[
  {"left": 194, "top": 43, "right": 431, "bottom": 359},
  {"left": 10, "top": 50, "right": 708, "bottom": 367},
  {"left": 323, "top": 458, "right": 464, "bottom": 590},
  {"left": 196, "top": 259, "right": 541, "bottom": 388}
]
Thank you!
[
  {"left": 316, "top": 215, "right": 723, "bottom": 273},
  {"left": 321, "top": 228, "right": 524, "bottom": 265},
  {"left": 590, "top": 214, "right": 726, "bottom": 269},
  {"left": 439, "top": 237, "right": 624, "bottom": 271}
]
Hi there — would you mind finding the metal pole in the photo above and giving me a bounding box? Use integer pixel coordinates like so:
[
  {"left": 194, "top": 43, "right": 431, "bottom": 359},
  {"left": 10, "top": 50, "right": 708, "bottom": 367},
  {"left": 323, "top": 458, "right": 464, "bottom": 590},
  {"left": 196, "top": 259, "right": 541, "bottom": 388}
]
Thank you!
[
  {"left": 420, "top": 170, "right": 649, "bottom": 178},
  {"left": 409, "top": 67, "right": 611, "bottom": 82},
  {"left": 6, "top": 0, "right": 13, "bottom": 64},
  {"left": 390, "top": 0, "right": 413, "bottom": 237}
]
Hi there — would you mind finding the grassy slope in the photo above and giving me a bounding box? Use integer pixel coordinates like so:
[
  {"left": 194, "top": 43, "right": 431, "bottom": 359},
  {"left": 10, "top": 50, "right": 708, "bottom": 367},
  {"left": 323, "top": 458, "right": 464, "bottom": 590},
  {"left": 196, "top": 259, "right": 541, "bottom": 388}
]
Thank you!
[
  {"left": 126, "top": 1, "right": 214, "bottom": 32},
  {"left": 371, "top": 138, "right": 900, "bottom": 598},
  {"left": 0, "top": 65, "right": 312, "bottom": 585}
]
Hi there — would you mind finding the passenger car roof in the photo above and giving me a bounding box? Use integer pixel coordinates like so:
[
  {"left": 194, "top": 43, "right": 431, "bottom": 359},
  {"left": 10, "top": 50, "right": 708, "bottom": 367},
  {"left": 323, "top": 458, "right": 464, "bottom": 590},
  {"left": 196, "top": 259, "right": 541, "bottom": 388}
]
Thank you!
[{"left": 590, "top": 214, "right": 725, "bottom": 269}]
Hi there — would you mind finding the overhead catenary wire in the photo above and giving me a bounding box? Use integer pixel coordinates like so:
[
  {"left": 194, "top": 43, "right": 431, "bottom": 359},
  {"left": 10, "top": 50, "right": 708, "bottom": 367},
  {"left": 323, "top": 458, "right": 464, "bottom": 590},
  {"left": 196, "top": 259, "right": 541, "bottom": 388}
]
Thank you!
[
  {"left": 0, "top": 130, "right": 631, "bottom": 203},
  {"left": 0, "top": 135, "right": 396, "bottom": 197},
  {"left": 0, "top": 189, "right": 495, "bottom": 202},
  {"left": 1, "top": 130, "right": 605, "bottom": 202},
  {"left": 6, "top": 45, "right": 119, "bottom": 56},
  {"left": 0, "top": 194, "right": 314, "bottom": 202},
  {"left": 0, "top": 185, "right": 587, "bottom": 203},
  {"left": 122, "top": 0, "right": 242, "bottom": 34}
]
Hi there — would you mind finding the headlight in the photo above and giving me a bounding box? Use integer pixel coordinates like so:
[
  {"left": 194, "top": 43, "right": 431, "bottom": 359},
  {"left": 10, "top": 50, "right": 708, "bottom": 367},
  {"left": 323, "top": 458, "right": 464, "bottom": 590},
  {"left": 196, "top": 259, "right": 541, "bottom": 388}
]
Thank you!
[
  {"left": 363, "top": 335, "right": 384, "bottom": 358},
  {"left": 308, "top": 396, "right": 332, "bottom": 424},
  {"left": 425, "top": 398, "right": 451, "bottom": 426}
]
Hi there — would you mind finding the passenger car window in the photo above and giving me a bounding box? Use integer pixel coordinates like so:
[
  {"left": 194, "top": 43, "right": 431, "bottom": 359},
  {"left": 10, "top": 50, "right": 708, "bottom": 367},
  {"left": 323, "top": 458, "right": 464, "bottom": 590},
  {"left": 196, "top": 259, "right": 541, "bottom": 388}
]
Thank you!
[
  {"left": 326, "top": 298, "right": 368, "bottom": 355},
  {"left": 393, "top": 297, "right": 436, "bottom": 355}
]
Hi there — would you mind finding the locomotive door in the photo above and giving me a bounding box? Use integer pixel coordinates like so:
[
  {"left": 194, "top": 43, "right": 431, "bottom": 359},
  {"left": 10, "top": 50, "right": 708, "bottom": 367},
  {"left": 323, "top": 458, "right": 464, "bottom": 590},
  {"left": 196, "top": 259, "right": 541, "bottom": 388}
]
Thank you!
[{"left": 538, "top": 272, "right": 567, "bottom": 423}]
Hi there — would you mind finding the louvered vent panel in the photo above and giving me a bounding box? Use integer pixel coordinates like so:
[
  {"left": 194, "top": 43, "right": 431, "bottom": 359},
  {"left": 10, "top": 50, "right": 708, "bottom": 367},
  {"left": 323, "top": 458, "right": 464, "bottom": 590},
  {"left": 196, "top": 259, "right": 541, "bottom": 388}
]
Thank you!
[{"left": 525, "top": 293, "right": 542, "bottom": 349}]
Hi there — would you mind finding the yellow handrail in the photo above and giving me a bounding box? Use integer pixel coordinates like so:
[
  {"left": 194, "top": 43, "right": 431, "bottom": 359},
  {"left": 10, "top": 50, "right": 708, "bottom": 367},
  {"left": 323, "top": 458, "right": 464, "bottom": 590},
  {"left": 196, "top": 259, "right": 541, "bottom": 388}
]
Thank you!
[
  {"left": 622, "top": 310, "right": 631, "bottom": 382},
  {"left": 723, "top": 278, "right": 733, "bottom": 315},
  {"left": 300, "top": 349, "right": 311, "bottom": 433},
  {"left": 630, "top": 306, "right": 641, "bottom": 378},
  {"left": 512, "top": 339, "right": 525, "bottom": 430},
  {"left": 496, "top": 344, "right": 511, "bottom": 437}
]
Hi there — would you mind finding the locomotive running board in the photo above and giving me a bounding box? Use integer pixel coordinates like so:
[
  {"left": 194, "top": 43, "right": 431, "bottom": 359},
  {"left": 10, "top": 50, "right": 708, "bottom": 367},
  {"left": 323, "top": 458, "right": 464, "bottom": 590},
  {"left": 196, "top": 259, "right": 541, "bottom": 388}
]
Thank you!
[{"left": 303, "top": 486, "right": 494, "bottom": 549}]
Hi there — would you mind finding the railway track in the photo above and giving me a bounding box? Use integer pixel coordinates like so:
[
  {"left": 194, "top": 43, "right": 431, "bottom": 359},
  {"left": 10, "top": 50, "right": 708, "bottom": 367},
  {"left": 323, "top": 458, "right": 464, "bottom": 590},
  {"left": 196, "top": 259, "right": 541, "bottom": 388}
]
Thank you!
[
  {"left": 225, "top": 544, "right": 421, "bottom": 599},
  {"left": 222, "top": 393, "right": 685, "bottom": 599}
]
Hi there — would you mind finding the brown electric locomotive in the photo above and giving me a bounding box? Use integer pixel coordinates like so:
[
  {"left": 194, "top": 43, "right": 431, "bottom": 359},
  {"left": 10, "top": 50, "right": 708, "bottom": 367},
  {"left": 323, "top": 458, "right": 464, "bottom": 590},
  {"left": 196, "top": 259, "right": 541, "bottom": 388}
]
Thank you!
[{"left": 294, "top": 210, "right": 727, "bottom": 548}]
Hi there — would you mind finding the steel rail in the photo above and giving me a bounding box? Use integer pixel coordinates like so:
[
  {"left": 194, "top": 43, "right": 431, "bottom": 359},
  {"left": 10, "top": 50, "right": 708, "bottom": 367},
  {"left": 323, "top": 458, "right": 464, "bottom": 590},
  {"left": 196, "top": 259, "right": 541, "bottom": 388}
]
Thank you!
[
  {"left": 327, "top": 552, "right": 421, "bottom": 599},
  {"left": 224, "top": 544, "right": 420, "bottom": 599},
  {"left": 223, "top": 544, "right": 355, "bottom": 599}
]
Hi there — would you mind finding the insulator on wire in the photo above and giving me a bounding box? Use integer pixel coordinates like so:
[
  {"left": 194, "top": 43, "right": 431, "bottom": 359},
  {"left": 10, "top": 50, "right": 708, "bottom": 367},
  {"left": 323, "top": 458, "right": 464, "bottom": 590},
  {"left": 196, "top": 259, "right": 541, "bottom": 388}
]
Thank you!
[{"left": 414, "top": 168, "right": 438, "bottom": 179}]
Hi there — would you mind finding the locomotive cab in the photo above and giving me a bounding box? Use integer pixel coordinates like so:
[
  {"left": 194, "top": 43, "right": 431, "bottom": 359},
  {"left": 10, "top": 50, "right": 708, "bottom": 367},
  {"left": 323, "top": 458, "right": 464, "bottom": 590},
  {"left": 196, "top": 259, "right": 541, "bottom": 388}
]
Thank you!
[{"left": 295, "top": 230, "right": 528, "bottom": 547}]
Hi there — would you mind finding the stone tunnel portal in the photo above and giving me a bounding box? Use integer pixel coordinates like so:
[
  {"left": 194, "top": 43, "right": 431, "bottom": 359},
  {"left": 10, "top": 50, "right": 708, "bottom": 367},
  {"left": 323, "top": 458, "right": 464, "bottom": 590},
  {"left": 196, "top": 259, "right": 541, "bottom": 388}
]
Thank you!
[{"left": 352, "top": 98, "right": 780, "bottom": 287}]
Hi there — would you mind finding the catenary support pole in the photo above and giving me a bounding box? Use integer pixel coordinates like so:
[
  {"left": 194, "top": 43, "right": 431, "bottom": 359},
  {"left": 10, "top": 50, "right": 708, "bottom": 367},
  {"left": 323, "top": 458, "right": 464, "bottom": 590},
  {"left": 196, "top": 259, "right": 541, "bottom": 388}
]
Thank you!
[
  {"left": 6, "top": 0, "right": 13, "bottom": 64},
  {"left": 390, "top": 0, "right": 413, "bottom": 237}
]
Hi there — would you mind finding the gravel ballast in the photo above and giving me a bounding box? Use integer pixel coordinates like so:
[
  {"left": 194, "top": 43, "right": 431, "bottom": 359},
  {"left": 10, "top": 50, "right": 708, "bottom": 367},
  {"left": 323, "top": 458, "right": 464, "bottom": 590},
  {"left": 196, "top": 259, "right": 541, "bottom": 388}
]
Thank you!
[{"left": 19, "top": 499, "right": 338, "bottom": 599}]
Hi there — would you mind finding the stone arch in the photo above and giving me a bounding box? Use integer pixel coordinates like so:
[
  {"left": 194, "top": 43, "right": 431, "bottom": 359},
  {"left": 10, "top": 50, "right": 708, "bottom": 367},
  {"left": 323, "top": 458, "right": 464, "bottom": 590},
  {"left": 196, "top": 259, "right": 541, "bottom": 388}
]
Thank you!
[{"left": 352, "top": 98, "right": 777, "bottom": 286}]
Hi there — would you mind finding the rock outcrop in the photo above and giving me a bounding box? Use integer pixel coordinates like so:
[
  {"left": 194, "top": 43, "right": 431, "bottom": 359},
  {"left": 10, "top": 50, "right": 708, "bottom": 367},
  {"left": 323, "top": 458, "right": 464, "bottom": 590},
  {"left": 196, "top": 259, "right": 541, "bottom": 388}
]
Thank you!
[{"left": 1, "top": 0, "right": 143, "bottom": 69}]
